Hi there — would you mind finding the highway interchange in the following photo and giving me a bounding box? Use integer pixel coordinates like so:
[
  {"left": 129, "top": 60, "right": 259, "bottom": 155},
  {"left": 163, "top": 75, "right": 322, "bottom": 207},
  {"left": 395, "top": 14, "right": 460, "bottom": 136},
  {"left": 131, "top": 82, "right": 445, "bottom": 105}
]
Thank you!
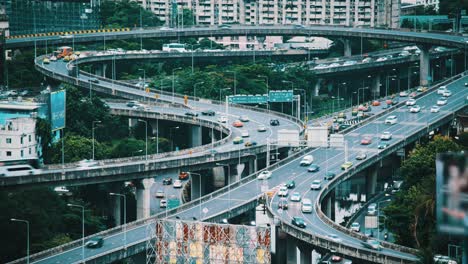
[{"left": 6, "top": 26, "right": 468, "bottom": 263}]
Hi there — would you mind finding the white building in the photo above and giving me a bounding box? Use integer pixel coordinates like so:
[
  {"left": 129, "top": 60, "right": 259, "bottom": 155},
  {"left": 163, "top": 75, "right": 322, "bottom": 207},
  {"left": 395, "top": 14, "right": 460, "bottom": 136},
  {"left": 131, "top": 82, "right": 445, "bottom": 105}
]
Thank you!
[
  {"left": 137, "top": 0, "right": 399, "bottom": 28},
  {"left": 0, "top": 117, "right": 38, "bottom": 162},
  {"left": 402, "top": 0, "right": 439, "bottom": 11}
]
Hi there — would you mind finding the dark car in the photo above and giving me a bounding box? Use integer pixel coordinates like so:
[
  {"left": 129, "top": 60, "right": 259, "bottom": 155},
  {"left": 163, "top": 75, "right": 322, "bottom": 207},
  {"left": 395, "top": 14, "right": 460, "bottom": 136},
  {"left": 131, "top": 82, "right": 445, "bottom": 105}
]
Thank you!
[
  {"left": 201, "top": 110, "right": 216, "bottom": 116},
  {"left": 324, "top": 171, "right": 336, "bottom": 180},
  {"left": 291, "top": 216, "right": 307, "bottom": 228},
  {"left": 90, "top": 78, "right": 99, "bottom": 84},
  {"left": 307, "top": 164, "right": 320, "bottom": 172},
  {"left": 270, "top": 119, "right": 280, "bottom": 126},
  {"left": 285, "top": 180, "right": 296, "bottom": 189},
  {"left": 378, "top": 143, "right": 389, "bottom": 149},
  {"left": 278, "top": 198, "right": 288, "bottom": 209},
  {"left": 162, "top": 178, "right": 173, "bottom": 185},
  {"left": 85, "top": 236, "right": 103, "bottom": 248},
  {"left": 185, "top": 111, "right": 199, "bottom": 117}
]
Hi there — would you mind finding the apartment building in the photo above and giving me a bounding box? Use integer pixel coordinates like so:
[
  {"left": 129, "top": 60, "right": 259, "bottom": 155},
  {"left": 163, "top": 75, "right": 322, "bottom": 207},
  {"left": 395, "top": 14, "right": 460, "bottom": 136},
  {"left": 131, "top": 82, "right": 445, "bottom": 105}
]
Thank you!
[
  {"left": 137, "top": 0, "right": 399, "bottom": 28},
  {"left": 0, "top": 117, "right": 38, "bottom": 162}
]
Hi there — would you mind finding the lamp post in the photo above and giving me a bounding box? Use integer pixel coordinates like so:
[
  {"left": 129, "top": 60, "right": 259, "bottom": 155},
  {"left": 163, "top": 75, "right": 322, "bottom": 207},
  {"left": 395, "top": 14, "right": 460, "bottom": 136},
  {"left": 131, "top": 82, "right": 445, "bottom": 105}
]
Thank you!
[
  {"left": 407, "top": 64, "right": 419, "bottom": 90},
  {"left": 226, "top": 70, "right": 237, "bottom": 95},
  {"left": 357, "top": 87, "right": 369, "bottom": 107},
  {"left": 386, "top": 75, "right": 397, "bottom": 97},
  {"left": 257, "top": 75, "right": 269, "bottom": 95},
  {"left": 138, "top": 119, "right": 148, "bottom": 160},
  {"left": 109, "top": 193, "right": 127, "bottom": 248},
  {"left": 377, "top": 199, "right": 392, "bottom": 240},
  {"left": 11, "top": 218, "right": 29, "bottom": 264},
  {"left": 186, "top": 44, "right": 195, "bottom": 73},
  {"left": 172, "top": 67, "right": 182, "bottom": 103},
  {"left": 189, "top": 172, "right": 202, "bottom": 218},
  {"left": 294, "top": 88, "right": 307, "bottom": 121},
  {"left": 92, "top": 120, "right": 101, "bottom": 160},
  {"left": 282, "top": 80, "right": 294, "bottom": 116},
  {"left": 216, "top": 163, "right": 231, "bottom": 211},
  {"left": 219, "top": 87, "right": 231, "bottom": 104},
  {"left": 193, "top": 81, "right": 204, "bottom": 98},
  {"left": 88, "top": 79, "right": 92, "bottom": 100},
  {"left": 138, "top": 69, "right": 146, "bottom": 91},
  {"left": 67, "top": 204, "right": 85, "bottom": 262},
  {"left": 170, "top": 126, "right": 180, "bottom": 150}
]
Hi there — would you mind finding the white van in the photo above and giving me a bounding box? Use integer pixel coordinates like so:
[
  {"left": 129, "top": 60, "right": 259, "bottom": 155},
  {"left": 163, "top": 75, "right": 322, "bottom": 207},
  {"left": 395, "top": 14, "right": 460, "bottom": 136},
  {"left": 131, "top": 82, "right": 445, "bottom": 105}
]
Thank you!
[
  {"left": 300, "top": 155, "right": 314, "bottom": 166},
  {"left": 0, "top": 165, "right": 39, "bottom": 176},
  {"left": 301, "top": 198, "right": 313, "bottom": 213}
]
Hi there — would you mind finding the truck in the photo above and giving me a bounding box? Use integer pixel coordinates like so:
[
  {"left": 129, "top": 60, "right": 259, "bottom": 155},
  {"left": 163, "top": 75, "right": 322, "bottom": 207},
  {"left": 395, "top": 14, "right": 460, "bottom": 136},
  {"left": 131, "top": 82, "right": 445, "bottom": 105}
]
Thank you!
[{"left": 54, "top": 46, "right": 73, "bottom": 59}]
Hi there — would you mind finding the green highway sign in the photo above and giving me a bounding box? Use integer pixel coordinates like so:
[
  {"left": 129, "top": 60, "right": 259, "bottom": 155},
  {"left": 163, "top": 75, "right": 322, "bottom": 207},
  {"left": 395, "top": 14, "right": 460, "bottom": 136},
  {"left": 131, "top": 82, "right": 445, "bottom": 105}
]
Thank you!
[
  {"left": 167, "top": 198, "right": 180, "bottom": 209},
  {"left": 228, "top": 94, "right": 268, "bottom": 104},
  {"left": 269, "top": 90, "right": 293, "bottom": 102}
]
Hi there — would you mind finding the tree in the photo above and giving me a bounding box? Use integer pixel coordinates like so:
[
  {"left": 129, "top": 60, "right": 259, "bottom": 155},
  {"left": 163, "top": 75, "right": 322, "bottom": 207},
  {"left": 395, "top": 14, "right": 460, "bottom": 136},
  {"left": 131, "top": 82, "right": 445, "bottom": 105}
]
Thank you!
[
  {"left": 175, "top": 9, "right": 195, "bottom": 26},
  {"left": 100, "top": 0, "right": 163, "bottom": 28},
  {"left": 383, "top": 136, "right": 461, "bottom": 252}
]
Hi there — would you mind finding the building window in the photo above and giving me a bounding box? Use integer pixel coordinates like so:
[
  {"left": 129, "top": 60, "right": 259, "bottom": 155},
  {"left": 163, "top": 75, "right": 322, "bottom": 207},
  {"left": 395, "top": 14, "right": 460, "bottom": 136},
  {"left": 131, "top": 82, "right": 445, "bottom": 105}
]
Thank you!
[
  {"left": 29, "top": 135, "right": 32, "bottom": 142},
  {"left": 29, "top": 148, "right": 32, "bottom": 155},
  {"left": 20, "top": 137, "right": 23, "bottom": 144},
  {"left": 21, "top": 150, "right": 24, "bottom": 157},
  {"left": 6, "top": 138, "right": 12, "bottom": 144},
  {"left": 6, "top": 151, "right": 12, "bottom": 157}
]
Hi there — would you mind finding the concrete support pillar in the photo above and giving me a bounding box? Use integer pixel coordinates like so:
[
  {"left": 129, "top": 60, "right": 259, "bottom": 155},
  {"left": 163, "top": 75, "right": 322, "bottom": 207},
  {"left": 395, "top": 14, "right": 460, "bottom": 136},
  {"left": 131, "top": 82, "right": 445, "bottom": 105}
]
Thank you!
[
  {"left": 366, "top": 167, "right": 378, "bottom": 198},
  {"left": 212, "top": 166, "right": 226, "bottom": 188},
  {"left": 236, "top": 163, "right": 245, "bottom": 181},
  {"left": 371, "top": 74, "right": 381, "bottom": 99},
  {"left": 190, "top": 125, "right": 202, "bottom": 147},
  {"left": 191, "top": 172, "right": 203, "bottom": 201},
  {"left": 324, "top": 191, "right": 336, "bottom": 221},
  {"left": 247, "top": 158, "right": 258, "bottom": 175},
  {"left": 110, "top": 183, "right": 123, "bottom": 226},
  {"left": 327, "top": 81, "right": 333, "bottom": 93},
  {"left": 102, "top": 63, "right": 107, "bottom": 78},
  {"left": 342, "top": 39, "right": 352, "bottom": 57},
  {"left": 95, "top": 66, "right": 102, "bottom": 77},
  {"left": 418, "top": 45, "right": 432, "bottom": 86},
  {"left": 136, "top": 178, "right": 155, "bottom": 219},
  {"left": 314, "top": 79, "right": 322, "bottom": 96},
  {"left": 286, "top": 237, "right": 297, "bottom": 264},
  {"left": 298, "top": 244, "right": 312, "bottom": 264}
]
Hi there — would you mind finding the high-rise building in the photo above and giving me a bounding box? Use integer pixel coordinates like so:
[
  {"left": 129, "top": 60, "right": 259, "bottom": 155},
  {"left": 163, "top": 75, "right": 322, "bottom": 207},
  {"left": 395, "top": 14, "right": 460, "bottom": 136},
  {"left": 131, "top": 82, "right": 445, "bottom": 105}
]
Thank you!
[
  {"left": 4, "top": 0, "right": 101, "bottom": 35},
  {"left": 137, "top": 0, "right": 400, "bottom": 28}
]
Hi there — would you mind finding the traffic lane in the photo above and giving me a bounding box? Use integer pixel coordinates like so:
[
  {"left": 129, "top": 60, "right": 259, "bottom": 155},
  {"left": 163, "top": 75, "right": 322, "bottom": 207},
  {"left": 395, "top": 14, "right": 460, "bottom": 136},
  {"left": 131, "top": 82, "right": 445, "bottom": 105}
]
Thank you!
[
  {"left": 150, "top": 171, "right": 184, "bottom": 215},
  {"left": 355, "top": 197, "right": 393, "bottom": 241}
]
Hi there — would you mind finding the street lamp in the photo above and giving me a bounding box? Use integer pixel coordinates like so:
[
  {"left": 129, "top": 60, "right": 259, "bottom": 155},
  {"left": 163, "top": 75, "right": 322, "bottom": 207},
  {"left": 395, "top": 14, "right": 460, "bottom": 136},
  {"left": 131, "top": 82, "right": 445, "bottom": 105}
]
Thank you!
[
  {"left": 88, "top": 79, "right": 92, "bottom": 100},
  {"left": 377, "top": 199, "right": 392, "bottom": 239},
  {"left": 109, "top": 193, "right": 127, "bottom": 248},
  {"left": 219, "top": 87, "right": 231, "bottom": 104},
  {"left": 138, "top": 69, "right": 146, "bottom": 92},
  {"left": 386, "top": 75, "right": 397, "bottom": 97},
  {"left": 11, "top": 218, "right": 29, "bottom": 264},
  {"left": 172, "top": 67, "right": 183, "bottom": 103},
  {"left": 170, "top": 126, "right": 180, "bottom": 150},
  {"left": 216, "top": 163, "right": 231, "bottom": 211},
  {"left": 67, "top": 203, "right": 85, "bottom": 263},
  {"left": 226, "top": 70, "right": 237, "bottom": 95},
  {"left": 282, "top": 80, "right": 294, "bottom": 116},
  {"left": 357, "top": 87, "right": 369, "bottom": 107},
  {"left": 193, "top": 81, "right": 204, "bottom": 98},
  {"left": 189, "top": 172, "right": 202, "bottom": 218},
  {"left": 186, "top": 44, "right": 195, "bottom": 73},
  {"left": 407, "top": 64, "right": 419, "bottom": 90},
  {"left": 257, "top": 75, "right": 269, "bottom": 94},
  {"left": 92, "top": 120, "right": 101, "bottom": 161},
  {"left": 138, "top": 119, "right": 148, "bottom": 160},
  {"left": 294, "top": 88, "right": 307, "bottom": 121}
]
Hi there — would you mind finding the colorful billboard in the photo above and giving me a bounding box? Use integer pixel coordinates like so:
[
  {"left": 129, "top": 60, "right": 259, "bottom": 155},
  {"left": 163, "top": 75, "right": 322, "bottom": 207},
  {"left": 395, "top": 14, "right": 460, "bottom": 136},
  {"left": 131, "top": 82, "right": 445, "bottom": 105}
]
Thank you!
[
  {"left": 49, "top": 90, "right": 66, "bottom": 131},
  {"left": 436, "top": 152, "right": 468, "bottom": 236},
  {"left": 153, "top": 219, "right": 271, "bottom": 263}
]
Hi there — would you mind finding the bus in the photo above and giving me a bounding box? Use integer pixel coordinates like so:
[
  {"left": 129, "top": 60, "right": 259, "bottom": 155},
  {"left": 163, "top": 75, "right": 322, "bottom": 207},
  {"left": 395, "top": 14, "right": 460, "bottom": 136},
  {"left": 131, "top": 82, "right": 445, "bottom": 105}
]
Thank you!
[{"left": 162, "top": 43, "right": 186, "bottom": 52}]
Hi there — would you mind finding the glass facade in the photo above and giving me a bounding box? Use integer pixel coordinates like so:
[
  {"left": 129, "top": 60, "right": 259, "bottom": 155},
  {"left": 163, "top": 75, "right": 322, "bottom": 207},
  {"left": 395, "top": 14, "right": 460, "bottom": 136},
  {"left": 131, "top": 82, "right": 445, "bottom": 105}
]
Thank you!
[{"left": 4, "top": 0, "right": 101, "bottom": 35}]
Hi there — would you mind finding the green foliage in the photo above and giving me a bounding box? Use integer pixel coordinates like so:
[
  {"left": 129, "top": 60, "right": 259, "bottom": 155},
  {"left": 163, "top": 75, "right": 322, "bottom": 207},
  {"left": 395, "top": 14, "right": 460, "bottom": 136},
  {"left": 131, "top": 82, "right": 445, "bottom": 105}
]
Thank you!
[
  {"left": 35, "top": 118, "right": 53, "bottom": 163},
  {"left": 0, "top": 188, "right": 106, "bottom": 263},
  {"left": 383, "top": 136, "right": 461, "bottom": 252},
  {"left": 175, "top": 9, "right": 195, "bottom": 26},
  {"left": 439, "top": 0, "right": 468, "bottom": 16},
  {"left": 5, "top": 49, "right": 44, "bottom": 89},
  {"left": 100, "top": 0, "right": 163, "bottom": 28}
]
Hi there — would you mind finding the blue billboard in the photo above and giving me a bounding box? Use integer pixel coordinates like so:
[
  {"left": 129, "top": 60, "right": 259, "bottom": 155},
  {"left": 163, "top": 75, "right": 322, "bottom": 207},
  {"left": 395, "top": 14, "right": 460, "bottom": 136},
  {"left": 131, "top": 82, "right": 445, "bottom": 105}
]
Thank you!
[{"left": 49, "top": 90, "right": 66, "bottom": 131}]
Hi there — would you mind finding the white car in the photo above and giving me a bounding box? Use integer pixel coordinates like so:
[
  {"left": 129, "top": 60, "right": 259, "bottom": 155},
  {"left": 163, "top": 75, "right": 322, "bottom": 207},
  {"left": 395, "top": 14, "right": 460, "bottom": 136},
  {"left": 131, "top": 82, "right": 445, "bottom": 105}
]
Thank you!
[
  {"left": 376, "top": 57, "right": 388, "bottom": 62},
  {"left": 310, "top": 179, "right": 322, "bottom": 190},
  {"left": 78, "top": 159, "right": 98, "bottom": 168},
  {"left": 257, "top": 171, "right": 272, "bottom": 180},
  {"left": 405, "top": 98, "right": 416, "bottom": 106},
  {"left": 385, "top": 115, "right": 398, "bottom": 125},
  {"left": 431, "top": 105, "right": 440, "bottom": 113},
  {"left": 218, "top": 116, "right": 228, "bottom": 123},
  {"left": 399, "top": 91, "right": 409, "bottom": 97},
  {"left": 437, "top": 86, "right": 448, "bottom": 95},
  {"left": 367, "top": 203, "right": 377, "bottom": 215},
  {"left": 380, "top": 131, "right": 392, "bottom": 140},
  {"left": 290, "top": 192, "right": 301, "bottom": 202},
  {"left": 350, "top": 222, "right": 361, "bottom": 232},
  {"left": 239, "top": 115, "right": 249, "bottom": 122},
  {"left": 159, "top": 199, "right": 167, "bottom": 208},
  {"left": 437, "top": 97, "right": 448, "bottom": 106},
  {"left": 362, "top": 57, "right": 372, "bottom": 63},
  {"left": 173, "top": 180, "right": 183, "bottom": 188},
  {"left": 327, "top": 234, "right": 342, "bottom": 243},
  {"left": 155, "top": 190, "right": 165, "bottom": 198},
  {"left": 301, "top": 199, "right": 313, "bottom": 213},
  {"left": 49, "top": 56, "right": 57, "bottom": 61},
  {"left": 442, "top": 90, "right": 452, "bottom": 97},
  {"left": 278, "top": 186, "right": 289, "bottom": 197},
  {"left": 257, "top": 125, "right": 267, "bottom": 132},
  {"left": 343, "top": 60, "right": 357, "bottom": 66},
  {"left": 300, "top": 155, "right": 314, "bottom": 166},
  {"left": 54, "top": 186, "right": 71, "bottom": 195},
  {"left": 409, "top": 105, "right": 421, "bottom": 113},
  {"left": 328, "top": 63, "right": 341, "bottom": 68},
  {"left": 241, "top": 131, "right": 250, "bottom": 138}
]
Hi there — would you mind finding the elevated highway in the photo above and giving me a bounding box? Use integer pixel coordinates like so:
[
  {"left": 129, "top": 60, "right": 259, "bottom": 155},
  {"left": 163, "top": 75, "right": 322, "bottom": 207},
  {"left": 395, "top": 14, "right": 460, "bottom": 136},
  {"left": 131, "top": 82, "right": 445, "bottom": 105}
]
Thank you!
[{"left": 7, "top": 26, "right": 468, "bottom": 264}]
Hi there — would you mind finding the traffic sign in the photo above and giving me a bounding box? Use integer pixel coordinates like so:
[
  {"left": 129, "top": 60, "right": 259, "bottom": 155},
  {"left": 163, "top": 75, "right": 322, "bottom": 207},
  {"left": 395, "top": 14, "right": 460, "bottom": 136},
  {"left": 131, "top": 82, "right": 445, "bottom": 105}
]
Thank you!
[
  {"left": 228, "top": 94, "right": 268, "bottom": 104},
  {"left": 269, "top": 90, "right": 293, "bottom": 102},
  {"left": 167, "top": 198, "right": 180, "bottom": 209}
]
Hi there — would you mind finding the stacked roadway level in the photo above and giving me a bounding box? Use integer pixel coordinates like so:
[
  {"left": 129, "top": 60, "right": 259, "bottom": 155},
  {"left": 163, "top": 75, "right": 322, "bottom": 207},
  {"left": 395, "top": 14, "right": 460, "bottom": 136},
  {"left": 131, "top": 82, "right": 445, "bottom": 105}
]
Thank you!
[{"left": 7, "top": 27, "right": 468, "bottom": 263}]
